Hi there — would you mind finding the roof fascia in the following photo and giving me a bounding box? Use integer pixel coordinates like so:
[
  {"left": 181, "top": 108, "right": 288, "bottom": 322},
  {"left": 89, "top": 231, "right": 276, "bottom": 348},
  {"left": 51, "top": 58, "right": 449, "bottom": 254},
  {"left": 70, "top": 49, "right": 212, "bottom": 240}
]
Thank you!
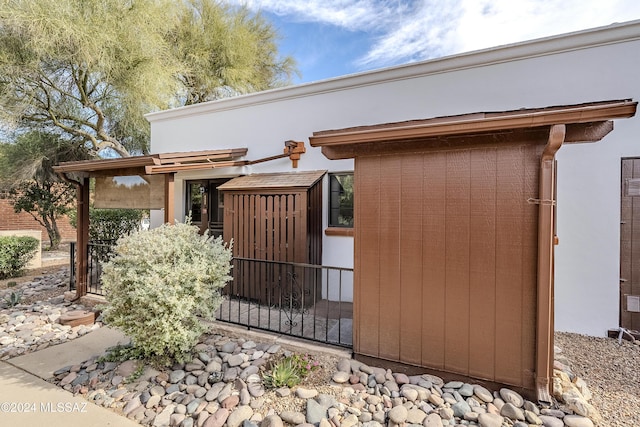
[
  {"left": 145, "top": 20, "right": 640, "bottom": 123},
  {"left": 309, "top": 100, "right": 637, "bottom": 150}
]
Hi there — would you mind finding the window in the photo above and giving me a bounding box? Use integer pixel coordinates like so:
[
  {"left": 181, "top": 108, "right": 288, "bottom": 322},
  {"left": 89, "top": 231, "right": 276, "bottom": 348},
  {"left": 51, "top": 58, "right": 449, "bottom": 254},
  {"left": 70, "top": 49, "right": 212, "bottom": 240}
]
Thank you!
[{"left": 329, "top": 173, "right": 354, "bottom": 228}]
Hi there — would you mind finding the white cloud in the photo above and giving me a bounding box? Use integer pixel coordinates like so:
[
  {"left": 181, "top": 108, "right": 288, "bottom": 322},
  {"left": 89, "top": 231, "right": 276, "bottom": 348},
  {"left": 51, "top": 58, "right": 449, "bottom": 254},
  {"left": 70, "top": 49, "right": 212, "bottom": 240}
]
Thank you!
[{"left": 224, "top": 0, "right": 640, "bottom": 68}]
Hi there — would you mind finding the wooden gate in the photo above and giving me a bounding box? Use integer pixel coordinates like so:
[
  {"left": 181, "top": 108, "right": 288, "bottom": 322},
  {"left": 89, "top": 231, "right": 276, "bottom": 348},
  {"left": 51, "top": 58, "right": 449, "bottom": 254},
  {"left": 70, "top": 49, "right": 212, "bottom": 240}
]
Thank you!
[
  {"left": 620, "top": 158, "right": 640, "bottom": 331},
  {"left": 220, "top": 171, "right": 324, "bottom": 306}
]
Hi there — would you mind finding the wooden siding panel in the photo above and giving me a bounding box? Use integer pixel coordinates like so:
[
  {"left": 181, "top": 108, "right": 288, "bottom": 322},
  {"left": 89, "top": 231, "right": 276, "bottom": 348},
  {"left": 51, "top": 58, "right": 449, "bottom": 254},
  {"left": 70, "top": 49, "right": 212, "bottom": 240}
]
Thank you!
[
  {"left": 521, "top": 144, "right": 541, "bottom": 389},
  {"left": 444, "top": 150, "right": 471, "bottom": 375},
  {"left": 355, "top": 156, "right": 381, "bottom": 357},
  {"left": 378, "top": 155, "right": 402, "bottom": 361},
  {"left": 421, "top": 151, "right": 447, "bottom": 370},
  {"left": 495, "top": 145, "right": 526, "bottom": 386},
  {"left": 400, "top": 154, "right": 424, "bottom": 366},
  {"left": 468, "top": 147, "right": 497, "bottom": 380}
]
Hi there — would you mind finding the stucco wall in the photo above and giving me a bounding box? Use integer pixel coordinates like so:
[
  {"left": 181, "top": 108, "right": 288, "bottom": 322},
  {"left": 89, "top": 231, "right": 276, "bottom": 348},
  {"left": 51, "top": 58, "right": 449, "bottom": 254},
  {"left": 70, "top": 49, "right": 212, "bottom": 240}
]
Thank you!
[{"left": 149, "top": 21, "right": 640, "bottom": 336}]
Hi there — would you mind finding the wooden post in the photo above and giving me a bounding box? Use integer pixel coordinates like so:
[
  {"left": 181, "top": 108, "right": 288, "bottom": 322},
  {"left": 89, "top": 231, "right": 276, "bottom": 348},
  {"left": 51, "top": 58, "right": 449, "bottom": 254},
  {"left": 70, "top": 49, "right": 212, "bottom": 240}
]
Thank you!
[
  {"left": 75, "top": 177, "right": 90, "bottom": 299},
  {"left": 164, "top": 173, "right": 175, "bottom": 224}
]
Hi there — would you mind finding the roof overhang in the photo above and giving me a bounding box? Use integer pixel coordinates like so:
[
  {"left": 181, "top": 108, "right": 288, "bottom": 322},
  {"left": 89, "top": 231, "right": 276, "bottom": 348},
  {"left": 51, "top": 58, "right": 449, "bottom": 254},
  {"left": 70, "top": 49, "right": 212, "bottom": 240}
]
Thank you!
[
  {"left": 218, "top": 170, "right": 326, "bottom": 193},
  {"left": 53, "top": 148, "right": 249, "bottom": 180},
  {"left": 310, "top": 100, "right": 637, "bottom": 159}
]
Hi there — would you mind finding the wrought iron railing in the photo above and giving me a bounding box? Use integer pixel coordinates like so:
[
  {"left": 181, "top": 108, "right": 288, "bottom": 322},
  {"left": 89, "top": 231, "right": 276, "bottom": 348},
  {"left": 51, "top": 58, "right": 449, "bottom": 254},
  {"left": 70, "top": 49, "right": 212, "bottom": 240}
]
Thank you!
[
  {"left": 69, "top": 240, "right": 116, "bottom": 295},
  {"left": 68, "top": 245, "right": 354, "bottom": 347},
  {"left": 218, "top": 257, "right": 354, "bottom": 347}
]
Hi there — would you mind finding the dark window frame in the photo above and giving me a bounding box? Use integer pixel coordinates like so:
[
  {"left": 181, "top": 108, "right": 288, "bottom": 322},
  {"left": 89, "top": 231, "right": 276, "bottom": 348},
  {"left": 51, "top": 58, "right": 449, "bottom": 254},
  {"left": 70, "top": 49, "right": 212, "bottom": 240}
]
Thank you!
[{"left": 328, "top": 172, "right": 354, "bottom": 228}]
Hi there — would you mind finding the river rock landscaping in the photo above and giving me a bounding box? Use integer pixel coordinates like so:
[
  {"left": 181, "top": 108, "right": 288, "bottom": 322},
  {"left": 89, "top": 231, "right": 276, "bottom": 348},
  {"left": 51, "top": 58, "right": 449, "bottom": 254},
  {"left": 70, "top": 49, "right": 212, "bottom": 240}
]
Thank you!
[
  {"left": 47, "top": 329, "right": 600, "bottom": 427},
  {"left": 0, "top": 267, "right": 100, "bottom": 360},
  {"left": 0, "top": 268, "right": 637, "bottom": 427}
]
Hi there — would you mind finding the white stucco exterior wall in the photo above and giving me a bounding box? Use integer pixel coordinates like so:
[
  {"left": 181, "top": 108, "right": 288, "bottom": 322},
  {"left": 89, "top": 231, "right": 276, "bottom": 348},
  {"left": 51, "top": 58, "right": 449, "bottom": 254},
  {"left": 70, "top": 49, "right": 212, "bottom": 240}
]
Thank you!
[{"left": 148, "top": 20, "right": 640, "bottom": 336}]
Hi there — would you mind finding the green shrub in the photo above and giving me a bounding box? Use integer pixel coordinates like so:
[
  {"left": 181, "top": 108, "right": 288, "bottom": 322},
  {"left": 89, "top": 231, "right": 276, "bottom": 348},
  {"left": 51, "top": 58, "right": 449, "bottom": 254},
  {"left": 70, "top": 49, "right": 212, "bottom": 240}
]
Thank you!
[
  {"left": 70, "top": 207, "right": 144, "bottom": 243},
  {"left": 100, "top": 221, "right": 232, "bottom": 364},
  {"left": 88, "top": 208, "right": 144, "bottom": 243},
  {"left": 0, "top": 236, "right": 39, "bottom": 279}
]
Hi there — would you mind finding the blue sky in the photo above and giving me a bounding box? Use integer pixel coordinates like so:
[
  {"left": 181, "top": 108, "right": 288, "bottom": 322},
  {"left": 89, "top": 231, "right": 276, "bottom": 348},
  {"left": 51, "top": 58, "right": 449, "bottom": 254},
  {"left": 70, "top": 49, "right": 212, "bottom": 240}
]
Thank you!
[{"left": 223, "top": 0, "right": 640, "bottom": 84}]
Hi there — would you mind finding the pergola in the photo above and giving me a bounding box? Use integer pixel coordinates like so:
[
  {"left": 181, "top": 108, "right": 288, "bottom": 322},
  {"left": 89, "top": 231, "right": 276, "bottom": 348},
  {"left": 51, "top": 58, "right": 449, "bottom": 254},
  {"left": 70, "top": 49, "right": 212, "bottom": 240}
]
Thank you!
[{"left": 54, "top": 142, "right": 306, "bottom": 298}]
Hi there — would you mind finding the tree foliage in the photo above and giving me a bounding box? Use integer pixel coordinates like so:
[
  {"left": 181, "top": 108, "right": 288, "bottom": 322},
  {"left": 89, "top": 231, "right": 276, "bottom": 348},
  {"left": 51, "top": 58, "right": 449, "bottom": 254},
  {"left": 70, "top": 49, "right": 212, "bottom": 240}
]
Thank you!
[
  {"left": 0, "top": 0, "right": 296, "bottom": 156},
  {"left": 0, "top": 131, "right": 90, "bottom": 249}
]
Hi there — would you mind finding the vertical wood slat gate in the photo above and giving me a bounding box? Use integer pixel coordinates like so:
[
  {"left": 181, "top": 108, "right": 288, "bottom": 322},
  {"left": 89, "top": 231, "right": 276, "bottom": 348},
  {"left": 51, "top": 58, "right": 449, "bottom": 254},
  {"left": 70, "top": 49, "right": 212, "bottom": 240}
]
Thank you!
[{"left": 220, "top": 172, "right": 324, "bottom": 307}]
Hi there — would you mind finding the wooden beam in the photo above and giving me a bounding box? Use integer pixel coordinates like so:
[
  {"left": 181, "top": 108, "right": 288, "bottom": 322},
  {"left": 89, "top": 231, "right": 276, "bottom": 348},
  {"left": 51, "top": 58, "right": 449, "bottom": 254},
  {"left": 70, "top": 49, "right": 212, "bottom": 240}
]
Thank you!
[
  {"left": 164, "top": 173, "right": 175, "bottom": 224},
  {"left": 75, "top": 178, "right": 90, "bottom": 299},
  {"left": 146, "top": 160, "right": 249, "bottom": 174}
]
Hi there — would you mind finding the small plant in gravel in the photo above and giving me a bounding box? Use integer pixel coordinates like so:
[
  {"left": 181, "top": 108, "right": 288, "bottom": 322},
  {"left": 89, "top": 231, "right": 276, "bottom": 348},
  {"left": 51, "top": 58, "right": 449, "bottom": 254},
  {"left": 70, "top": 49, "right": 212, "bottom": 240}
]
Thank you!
[
  {"left": 99, "top": 343, "right": 146, "bottom": 363},
  {"left": 4, "top": 290, "right": 23, "bottom": 307},
  {"left": 100, "top": 220, "right": 232, "bottom": 365},
  {"left": 263, "top": 353, "right": 321, "bottom": 388},
  {"left": 7, "top": 281, "right": 18, "bottom": 287}
]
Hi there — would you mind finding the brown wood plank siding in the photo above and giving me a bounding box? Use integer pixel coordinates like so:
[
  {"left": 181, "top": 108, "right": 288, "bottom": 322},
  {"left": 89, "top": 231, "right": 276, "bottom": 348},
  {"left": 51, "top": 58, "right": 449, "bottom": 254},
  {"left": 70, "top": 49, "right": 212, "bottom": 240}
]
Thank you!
[
  {"left": 378, "top": 156, "right": 401, "bottom": 361},
  {"left": 354, "top": 142, "right": 541, "bottom": 389},
  {"left": 494, "top": 146, "right": 526, "bottom": 386},
  {"left": 521, "top": 144, "right": 540, "bottom": 389},
  {"left": 400, "top": 155, "right": 424, "bottom": 366},
  {"left": 468, "top": 148, "right": 497, "bottom": 380},
  {"left": 355, "top": 156, "right": 381, "bottom": 357},
  {"left": 421, "top": 152, "right": 447, "bottom": 370},
  {"left": 444, "top": 150, "right": 471, "bottom": 375}
]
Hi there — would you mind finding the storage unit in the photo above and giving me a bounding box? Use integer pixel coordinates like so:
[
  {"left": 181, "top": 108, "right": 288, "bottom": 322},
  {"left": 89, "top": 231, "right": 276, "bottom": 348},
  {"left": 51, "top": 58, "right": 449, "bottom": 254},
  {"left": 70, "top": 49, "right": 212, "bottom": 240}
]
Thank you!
[
  {"left": 310, "top": 100, "right": 636, "bottom": 400},
  {"left": 219, "top": 171, "right": 325, "bottom": 305}
]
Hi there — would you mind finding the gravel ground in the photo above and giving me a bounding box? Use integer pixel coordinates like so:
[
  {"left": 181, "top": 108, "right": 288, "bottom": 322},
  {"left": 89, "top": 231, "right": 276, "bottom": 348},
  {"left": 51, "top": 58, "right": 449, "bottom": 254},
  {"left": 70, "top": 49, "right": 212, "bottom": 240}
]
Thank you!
[{"left": 555, "top": 332, "right": 640, "bottom": 427}]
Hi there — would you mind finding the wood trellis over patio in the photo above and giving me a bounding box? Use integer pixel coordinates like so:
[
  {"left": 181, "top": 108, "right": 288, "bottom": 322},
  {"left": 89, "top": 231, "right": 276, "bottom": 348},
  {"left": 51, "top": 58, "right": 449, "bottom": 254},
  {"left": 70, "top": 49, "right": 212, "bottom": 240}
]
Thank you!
[
  {"left": 310, "top": 99, "right": 637, "bottom": 402},
  {"left": 53, "top": 142, "right": 306, "bottom": 298}
]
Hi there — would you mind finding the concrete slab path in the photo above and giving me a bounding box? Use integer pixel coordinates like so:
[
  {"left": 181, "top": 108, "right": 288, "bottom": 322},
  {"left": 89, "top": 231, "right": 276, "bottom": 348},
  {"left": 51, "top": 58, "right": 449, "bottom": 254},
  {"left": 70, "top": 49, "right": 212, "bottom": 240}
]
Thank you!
[
  {"left": 10, "top": 327, "right": 129, "bottom": 379},
  {"left": 0, "top": 327, "right": 135, "bottom": 427}
]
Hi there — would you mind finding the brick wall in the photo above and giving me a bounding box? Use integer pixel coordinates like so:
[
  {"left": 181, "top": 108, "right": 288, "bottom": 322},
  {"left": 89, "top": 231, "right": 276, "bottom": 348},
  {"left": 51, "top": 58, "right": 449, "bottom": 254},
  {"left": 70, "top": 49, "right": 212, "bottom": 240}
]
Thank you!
[{"left": 0, "top": 198, "right": 76, "bottom": 243}]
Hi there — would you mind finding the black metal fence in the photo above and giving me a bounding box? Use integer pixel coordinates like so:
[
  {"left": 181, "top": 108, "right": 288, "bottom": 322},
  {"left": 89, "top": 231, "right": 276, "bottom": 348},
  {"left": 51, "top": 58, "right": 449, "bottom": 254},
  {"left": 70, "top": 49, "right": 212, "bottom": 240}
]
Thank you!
[
  {"left": 69, "top": 241, "right": 116, "bottom": 295},
  {"left": 68, "top": 245, "right": 354, "bottom": 347},
  {"left": 219, "top": 257, "right": 353, "bottom": 347}
]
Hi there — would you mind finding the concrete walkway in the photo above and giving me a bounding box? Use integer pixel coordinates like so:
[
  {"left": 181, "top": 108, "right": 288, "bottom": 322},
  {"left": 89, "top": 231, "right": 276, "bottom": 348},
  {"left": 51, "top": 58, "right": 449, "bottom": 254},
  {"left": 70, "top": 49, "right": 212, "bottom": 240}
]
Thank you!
[{"left": 0, "top": 327, "right": 137, "bottom": 427}]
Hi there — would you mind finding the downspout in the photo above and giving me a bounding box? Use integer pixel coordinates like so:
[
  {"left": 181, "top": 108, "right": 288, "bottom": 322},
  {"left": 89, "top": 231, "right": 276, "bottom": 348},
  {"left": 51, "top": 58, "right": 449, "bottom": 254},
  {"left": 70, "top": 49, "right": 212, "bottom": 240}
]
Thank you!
[{"left": 536, "top": 124, "right": 565, "bottom": 403}]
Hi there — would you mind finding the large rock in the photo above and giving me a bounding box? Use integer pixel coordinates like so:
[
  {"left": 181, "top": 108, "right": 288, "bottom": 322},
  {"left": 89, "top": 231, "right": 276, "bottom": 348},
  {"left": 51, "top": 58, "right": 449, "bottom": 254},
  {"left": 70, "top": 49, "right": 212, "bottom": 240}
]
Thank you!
[
  {"left": 478, "top": 413, "right": 504, "bottom": 427},
  {"left": 226, "top": 405, "right": 254, "bottom": 427},
  {"left": 306, "top": 398, "right": 326, "bottom": 424},
  {"left": 499, "top": 388, "right": 524, "bottom": 408},
  {"left": 423, "top": 413, "right": 444, "bottom": 427},
  {"left": 538, "top": 415, "right": 564, "bottom": 427},
  {"left": 388, "top": 405, "right": 408, "bottom": 424},
  {"left": 261, "top": 415, "right": 284, "bottom": 427},
  {"left": 280, "top": 411, "right": 305, "bottom": 425},
  {"left": 500, "top": 402, "right": 525, "bottom": 421},
  {"left": 563, "top": 415, "right": 595, "bottom": 427}
]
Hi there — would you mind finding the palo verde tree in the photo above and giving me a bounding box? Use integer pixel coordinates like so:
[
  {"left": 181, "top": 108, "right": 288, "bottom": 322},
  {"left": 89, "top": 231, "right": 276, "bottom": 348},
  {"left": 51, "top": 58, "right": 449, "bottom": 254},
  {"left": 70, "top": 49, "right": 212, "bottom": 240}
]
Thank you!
[
  {"left": 0, "top": 131, "right": 90, "bottom": 249},
  {"left": 0, "top": 0, "right": 296, "bottom": 157}
]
